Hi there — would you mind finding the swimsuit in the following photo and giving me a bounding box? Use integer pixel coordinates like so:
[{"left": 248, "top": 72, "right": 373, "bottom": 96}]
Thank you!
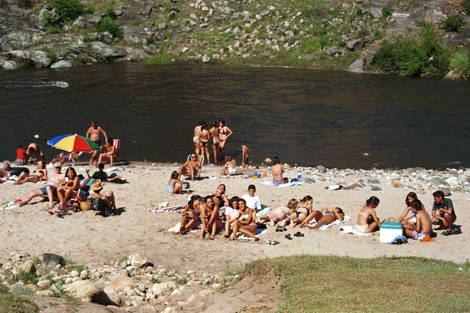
[
  {"left": 355, "top": 224, "right": 368, "bottom": 233},
  {"left": 296, "top": 207, "right": 309, "bottom": 217},
  {"left": 413, "top": 230, "right": 426, "bottom": 240},
  {"left": 213, "top": 138, "right": 220, "bottom": 144},
  {"left": 201, "top": 140, "right": 208, "bottom": 147},
  {"left": 228, "top": 166, "right": 236, "bottom": 175},
  {"left": 93, "top": 140, "right": 100, "bottom": 146},
  {"left": 273, "top": 179, "right": 283, "bottom": 186},
  {"left": 358, "top": 211, "right": 369, "bottom": 218},
  {"left": 193, "top": 137, "right": 199, "bottom": 143}
]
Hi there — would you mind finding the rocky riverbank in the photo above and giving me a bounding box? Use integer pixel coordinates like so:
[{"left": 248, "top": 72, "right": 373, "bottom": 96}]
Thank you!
[{"left": 1, "top": 0, "right": 468, "bottom": 72}]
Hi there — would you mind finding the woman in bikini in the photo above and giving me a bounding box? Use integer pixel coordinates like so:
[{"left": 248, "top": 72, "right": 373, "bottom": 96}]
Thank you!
[
  {"left": 200, "top": 195, "right": 223, "bottom": 240},
  {"left": 167, "top": 170, "right": 188, "bottom": 194},
  {"left": 198, "top": 124, "right": 211, "bottom": 164},
  {"left": 298, "top": 207, "right": 345, "bottom": 229},
  {"left": 193, "top": 121, "right": 205, "bottom": 156},
  {"left": 14, "top": 160, "right": 48, "bottom": 185},
  {"left": 258, "top": 198, "right": 298, "bottom": 226},
  {"left": 221, "top": 155, "right": 237, "bottom": 176},
  {"left": 178, "top": 195, "right": 202, "bottom": 234},
  {"left": 212, "top": 183, "right": 229, "bottom": 207},
  {"left": 218, "top": 120, "right": 233, "bottom": 159},
  {"left": 57, "top": 167, "right": 80, "bottom": 210},
  {"left": 356, "top": 196, "right": 382, "bottom": 233},
  {"left": 398, "top": 192, "right": 427, "bottom": 227},
  {"left": 230, "top": 198, "right": 259, "bottom": 241},
  {"left": 209, "top": 121, "right": 219, "bottom": 164},
  {"left": 278, "top": 195, "right": 313, "bottom": 227}
]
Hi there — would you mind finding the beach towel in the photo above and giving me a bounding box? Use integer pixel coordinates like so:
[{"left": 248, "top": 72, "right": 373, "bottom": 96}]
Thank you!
[
  {"left": 261, "top": 181, "right": 302, "bottom": 187},
  {"left": 168, "top": 221, "right": 202, "bottom": 232},
  {"left": 309, "top": 214, "right": 352, "bottom": 230},
  {"left": 150, "top": 204, "right": 185, "bottom": 214},
  {"left": 339, "top": 225, "right": 372, "bottom": 236},
  {"left": 1, "top": 200, "right": 18, "bottom": 211}
]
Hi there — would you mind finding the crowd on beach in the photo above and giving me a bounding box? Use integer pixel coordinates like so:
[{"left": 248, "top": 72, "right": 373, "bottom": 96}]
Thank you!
[
  {"left": 1, "top": 119, "right": 461, "bottom": 242},
  {"left": 1, "top": 121, "right": 123, "bottom": 216}
]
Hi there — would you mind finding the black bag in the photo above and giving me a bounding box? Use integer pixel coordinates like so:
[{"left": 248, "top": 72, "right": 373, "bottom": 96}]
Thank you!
[{"left": 89, "top": 197, "right": 109, "bottom": 216}]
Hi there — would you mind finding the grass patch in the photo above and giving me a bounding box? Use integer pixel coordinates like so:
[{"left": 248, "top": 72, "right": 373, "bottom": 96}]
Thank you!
[
  {"left": 245, "top": 255, "right": 470, "bottom": 313},
  {"left": 142, "top": 54, "right": 173, "bottom": 64},
  {"left": 65, "top": 258, "right": 85, "bottom": 274},
  {"left": 0, "top": 284, "right": 39, "bottom": 313}
]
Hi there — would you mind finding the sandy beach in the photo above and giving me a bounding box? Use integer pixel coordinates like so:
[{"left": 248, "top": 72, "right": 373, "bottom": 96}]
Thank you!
[{"left": 1, "top": 161, "right": 469, "bottom": 311}]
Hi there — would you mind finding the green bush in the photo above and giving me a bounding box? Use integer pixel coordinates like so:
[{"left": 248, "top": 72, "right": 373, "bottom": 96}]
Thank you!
[
  {"left": 462, "top": 0, "right": 470, "bottom": 15},
  {"left": 48, "top": 0, "right": 84, "bottom": 21},
  {"left": 95, "top": 17, "right": 123, "bottom": 39},
  {"left": 449, "top": 51, "right": 470, "bottom": 78},
  {"left": 442, "top": 14, "right": 464, "bottom": 32},
  {"left": 382, "top": 6, "right": 392, "bottom": 18},
  {"left": 142, "top": 54, "right": 173, "bottom": 64}
]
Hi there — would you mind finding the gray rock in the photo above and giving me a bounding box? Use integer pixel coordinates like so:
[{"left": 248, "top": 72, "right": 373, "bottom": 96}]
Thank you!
[
  {"left": 37, "top": 280, "right": 51, "bottom": 289},
  {"left": 36, "top": 289, "right": 55, "bottom": 297},
  {"left": 157, "top": 22, "right": 167, "bottom": 30},
  {"left": 42, "top": 253, "right": 65, "bottom": 268},
  {"left": 73, "top": 16, "right": 87, "bottom": 29},
  {"left": 349, "top": 59, "right": 364, "bottom": 72},
  {"left": 370, "top": 8, "right": 383, "bottom": 19},
  {"left": 324, "top": 46, "right": 341, "bottom": 57},
  {"left": 202, "top": 55, "right": 210, "bottom": 63},
  {"left": 51, "top": 60, "right": 72, "bottom": 68},
  {"left": 316, "top": 165, "right": 326, "bottom": 173},
  {"left": 98, "top": 31, "right": 113, "bottom": 44},
  {"left": 10, "top": 282, "right": 26, "bottom": 294},
  {"left": 347, "top": 39, "right": 365, "bottom": 51},
  {"left": 128, "top": 253, "right": 148, "bottom": 268},
  {"left": 371, "top": 186, "right": 382, "bottom": 191},
  {"left": 104, "top": 275, "right": 136, "bottom": 293},
  {"left": 425, "top": 9, "right": 446, "bottom": 23},
  {"left": 90, "top": 42, "right": 127, "bottom": 58},
  {"left": 20, "top": 260, "right": 36, "bottom": 274},
  {"left": 38, "top": 7, "right": 60, "bottom": 30}
]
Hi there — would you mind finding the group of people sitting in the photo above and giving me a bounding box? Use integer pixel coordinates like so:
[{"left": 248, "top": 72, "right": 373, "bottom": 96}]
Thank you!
[{"left": 173, "top": 180, "right": 459, "bottom": 242}]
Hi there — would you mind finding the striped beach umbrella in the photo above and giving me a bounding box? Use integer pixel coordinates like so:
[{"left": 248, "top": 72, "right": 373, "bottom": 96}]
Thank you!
[{"left": 47, "top": 134, "right": 100, "bottom": 153}]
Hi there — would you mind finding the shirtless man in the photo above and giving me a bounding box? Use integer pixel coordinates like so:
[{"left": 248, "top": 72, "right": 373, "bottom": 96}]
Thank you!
[
  {"left": 86, "top": 121, "right": 108, "bottom": 165},
  {"left": 26, "top": 143, "right": 45, "bottom": 164},
  {"left": 199, "top": 124, "right": 211, "bottom": 164},
  {"left": 19, "top": 162, "right": 64, "bottom": 209},
  {"left": 271, "top": 156, "right": 291, "bottom": 186},
  {"left": 403, "top": 200, "right": 432, "bottom": 240},
  {"left": 178, "top": 153, "right": 201, "bottom": 181}
]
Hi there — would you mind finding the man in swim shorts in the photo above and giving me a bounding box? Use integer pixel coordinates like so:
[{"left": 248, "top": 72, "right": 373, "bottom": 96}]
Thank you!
[
  {"left": 19, "top": 162, "right": 64, "bottom": 209},
  {"left": 86, "top": 121, "right": 108, "bottom": 166}
]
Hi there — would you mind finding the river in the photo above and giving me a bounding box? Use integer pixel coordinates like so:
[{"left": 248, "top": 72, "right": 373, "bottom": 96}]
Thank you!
[{"left": 1, "top": 63, "right": 469, "bottom": 169}]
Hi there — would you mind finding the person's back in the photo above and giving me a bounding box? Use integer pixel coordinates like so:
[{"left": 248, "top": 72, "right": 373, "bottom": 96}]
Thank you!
[{"left": 416, "top": 210, "right": 432, "bottom": 236}]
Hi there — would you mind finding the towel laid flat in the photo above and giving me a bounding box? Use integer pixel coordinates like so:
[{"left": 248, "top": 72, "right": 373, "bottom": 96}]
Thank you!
[{"left": 339, "top": 225, "right": 372, "bottom": 236}]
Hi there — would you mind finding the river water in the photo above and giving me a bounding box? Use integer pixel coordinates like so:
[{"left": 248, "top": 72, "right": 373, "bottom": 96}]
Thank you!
[{"left": 1, "top": 63, "right": 469, "bottom": 169}]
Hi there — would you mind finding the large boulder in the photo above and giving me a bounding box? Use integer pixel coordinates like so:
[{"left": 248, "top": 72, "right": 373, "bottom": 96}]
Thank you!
[
  {"left": 42, "top": 253, "right": 65, "bottom": 268},
  {"left": 66, "top": 280, "right": 110, "bottom": 305}
]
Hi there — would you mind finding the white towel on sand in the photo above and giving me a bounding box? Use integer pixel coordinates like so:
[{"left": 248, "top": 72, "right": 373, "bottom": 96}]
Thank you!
[{"left": 339, "top": 225, "right": 372, "bottom": 236}]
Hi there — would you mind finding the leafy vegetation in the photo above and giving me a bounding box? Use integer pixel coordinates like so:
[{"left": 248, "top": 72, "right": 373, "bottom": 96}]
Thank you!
[
  {"left": 245, "top": 255, "right": 470, "bottom": 313},
  {"left": 48, "top": 0, "right": 84, "bottom": 21},
  {"left": 95, "top": 16, "right": 123, "bottom": 38},
  {"left": 462, "top": 0, "right": 470, "bottom": 15},
  {"left": 442, "top": 14, "right": 464, "bottom": 32},
  {"left": 0, "top": 284, "right": 39, "bottom": 313},
  {"left": 142, "top": 54, "right": 173, "bottom": 64},
  {"left": 449, "top": 51, "right": 470, "bottom": 79}
]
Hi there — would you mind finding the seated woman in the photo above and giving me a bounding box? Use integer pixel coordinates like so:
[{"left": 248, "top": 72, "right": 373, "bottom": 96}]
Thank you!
[
  {"left": 298, "top": 207, "right": 345, "bottom": 229},
  {"left": 224, "top": 196, "right": 240, "bottom": 238},
  {"left": 98, "top": 138, "right": 116, "bottom": 166},
  {"left": 14, "top": 161, "right": 48, "bottom": 185},
  {"left": 356, "top": 196, "right": 382, "bottom": 233},
  {"left": 398, "top": 192, "right": 426, "bottom": 227},
  {"left": 167, "top": 170, "right": 188, "bottom": 194},
  {"left": 258, "top": 198, "right": 298, "bottom": 226},
  {"left": 279, "top": 195, "right": 313, "bottom": 227},
  {"left": 230, "top": 198, "right": 259, "bottom": 241},
  {"left": 200, "top": 195, "right": 223, "bottom": 240},
  {"left": 212, "top": 184, "right": 229, "bottom": 207},
  {"left": 86, "top": 163, "right": 125, "bottom": 183},
  {"left": 57, "top": 167, "right": 80, "bottom": 210},
  {"left": 178, "top": 195, "right": 202, "bottom": 234},
  {"left": 221, "top": 155, "right": 236, "bottom": 176},
  {"left": 88, "top": 181, "right": 117, "bottom": 216}
]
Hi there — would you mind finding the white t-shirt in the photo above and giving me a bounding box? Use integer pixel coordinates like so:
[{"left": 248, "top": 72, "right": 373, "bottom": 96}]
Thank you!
[
  {"left": 242, "top": 194, "right": 261, "bottom": 211},
  {"left": 224, "top": 207, "right": 239, "bottom": 220}
]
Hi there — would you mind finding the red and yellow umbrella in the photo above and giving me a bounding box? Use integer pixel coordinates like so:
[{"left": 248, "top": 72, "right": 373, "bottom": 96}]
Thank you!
[{"left": 47, "top": 134, "right": 100, "bottom": 153}]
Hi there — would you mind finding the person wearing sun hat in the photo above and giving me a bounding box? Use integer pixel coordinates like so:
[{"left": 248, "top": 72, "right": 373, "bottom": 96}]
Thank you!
[
  {"left": 88, "top": 180, "right": 117, "bottom": 215},
  {"left": 19, "top": 161, "right": 64, "bottom": 209}
]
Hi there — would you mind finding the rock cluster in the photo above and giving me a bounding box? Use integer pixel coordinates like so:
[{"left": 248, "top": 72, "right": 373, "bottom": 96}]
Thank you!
[{"left": 1, "top": 252, "right": 240, "bottom": 312}]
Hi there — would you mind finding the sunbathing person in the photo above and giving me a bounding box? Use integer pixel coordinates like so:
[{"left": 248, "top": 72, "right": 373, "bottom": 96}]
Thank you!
[
  {"left": 0, "top": 162, "right": 12, "bottom": 183},
  {"left": 166, "top": 170, "right": 187, "bottom": 194},
  {"left": 224, "top": 197, "right": 240, "bottom": 238},
  {"left": 86, "top": 163, "right": 126, "bottom": 184},
  {"left": 88, "top": 181, "right": 117, "bottom": 216},
  {"left": 230, "top": 198, "right": 259, "bottom": 241},
  {"left": 19, "top": 162, "right": 64, "bottom": 209},
  {"left": 57, "top": 167, "right": 80, "bottom": 209},
  {"left": 98, "top": 138, "right": 116, "bottom": 166},
  {"left": 279, "top": 195, "right": 313, "bottom": 227},
  {"left": 299, "top": 207, "right": 345, "bottom": 229},
  {"left": 258, "top": 198, "right": 298, "bottom": 226},
  {"left": 356, "top": 196, "right": 382, "bottom": 233},
  {"left": 178, "top": 195, "right": 202, "bottom": 234},
  {"left": 403, "top": 200, "right": 432, "bottom": 240},
  {"left": 212, "top": 183, "right": 229, "bottom": 207},
  {"left": 178, "top": 153, "right": 201, "bottom": 181},
  {"left": 398, "top": 192, "right": 426, "bottom": 227},
  {"left": 271, "top": 156, "right": 292, "bottom": 186},
  {"left": 200, "top": 196, "right": 223, "bottom": 240},
  {"left": 14, "top": 161, "right": 48, "bottom": 185},
  {"left": 221, "top": 154, "right": 237, "bottom": 176}
]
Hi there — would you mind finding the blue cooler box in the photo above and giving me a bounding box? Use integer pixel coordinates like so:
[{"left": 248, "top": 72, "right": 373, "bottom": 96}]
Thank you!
[{"left": 380, "top": 222, "right": 403, "bottom": 243}]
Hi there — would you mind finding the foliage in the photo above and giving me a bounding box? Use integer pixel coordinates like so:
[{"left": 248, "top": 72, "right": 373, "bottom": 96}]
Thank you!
[
  {"left": 48, "top": 0, "right": 84, "bottom": 21},
  {"left": 16, "top": 270, "right": 38, "bottom": 285},
  {"left": 372, "top": 24, "right": 449, "bottom": 77},
  {"left": 462, "top": 0, "right": 470, "bottom": 15},
  {"left": 65, "top": 258, "right": 85, "bottom": 273},
  {"left": 449, "top": 51, "right": 470, "bottom": 79},
  {"left": 382, "top": 6, "right": 392, "bottom": 18},
  {"left": 95, "top": 16, "right": 124, "bottom": 39},
  {"left": 0, "top": 284, "right": 39, "bottom": 313},
  {"left": 442, "top": 14, "right": 464, "bottom": 32},
  {"left": 245, "top": 256, "right": 470, "bottom": 313},
  {"left": 17, "top": 57, "right": 34, "bottom": 69}
]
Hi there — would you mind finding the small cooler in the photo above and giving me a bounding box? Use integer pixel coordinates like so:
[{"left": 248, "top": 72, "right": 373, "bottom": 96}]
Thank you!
[{"left": 380, "top": 222, "right": 403, "bottom": 243}]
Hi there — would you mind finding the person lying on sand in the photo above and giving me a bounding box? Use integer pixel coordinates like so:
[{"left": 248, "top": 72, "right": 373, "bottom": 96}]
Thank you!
[
  {"left": 299, "top": 207, "right": 345, "bottom": 229},
  {"left": 257, "top": 198, "right": 298, "bottom": 226}
]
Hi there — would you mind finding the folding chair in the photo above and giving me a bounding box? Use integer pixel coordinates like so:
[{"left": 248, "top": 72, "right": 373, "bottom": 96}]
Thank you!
[{"left": 101, "top": 139, "right": 120, "bottom": 165}]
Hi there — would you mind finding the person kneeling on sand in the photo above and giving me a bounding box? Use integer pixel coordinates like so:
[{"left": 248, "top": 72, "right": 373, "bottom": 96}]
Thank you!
[
  {"left": 355, "top": 196, "right": 382, "bottom": 233},
  {"left": 403, "top": 200, "right": 432, "bottom": 240},
  {"left": 178, "top": 153, "right": 201, "bottom": 181},
  {"left": 431, "top": 190, "right": 459, "bottom": 235},
  {"left": 178, "top": 195, "right": 202, "bottom": 234},
  {"left": 230, "top": 198, "right": 259, "bottom": 241}
]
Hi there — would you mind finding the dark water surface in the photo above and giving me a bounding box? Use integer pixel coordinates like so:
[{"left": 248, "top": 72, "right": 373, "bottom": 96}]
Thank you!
[{"left": 1, "top": 63, "right": 469, "bottom": 169}]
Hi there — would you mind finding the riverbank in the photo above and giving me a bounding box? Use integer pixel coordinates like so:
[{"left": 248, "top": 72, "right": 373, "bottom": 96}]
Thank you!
[{"left": 1, "top": 161, "right": 469, "bottom": 311}]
